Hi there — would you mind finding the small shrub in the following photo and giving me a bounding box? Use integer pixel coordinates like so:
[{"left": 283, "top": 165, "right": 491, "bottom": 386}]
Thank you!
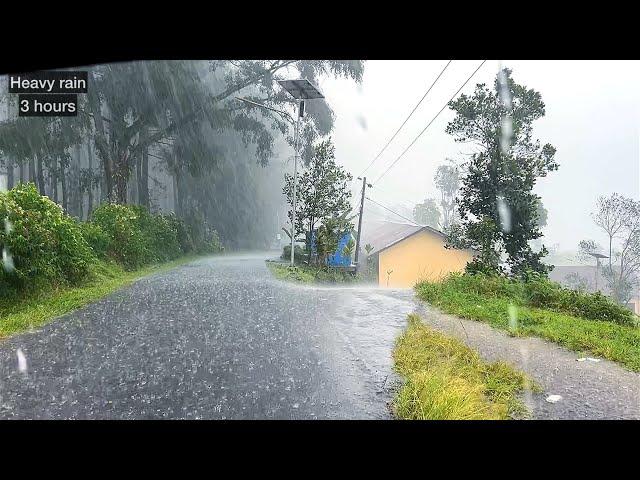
[
  {"left": 0, "top": 183, "right": 93, "bottom": 293},
  {"left": 165, "top": 212, "right": 194, "bottom": 254},
  {"left": 90, "top": 203, "right": 152, "bottom": 269},
  {"left": 202, "top": 229, "right": 223, "bottom": 254},
  {"left": 281, "top": 245, "right": 306, "bottom": 264},
  {"left": 79, "top": 222, "right": 110, "bottom": 258}
]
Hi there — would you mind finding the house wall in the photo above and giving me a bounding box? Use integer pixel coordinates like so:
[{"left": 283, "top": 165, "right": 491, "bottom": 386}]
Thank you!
[
  {"left": 627, "top": 298, "right": 640, "bottom": 316},
  {"left": 377, "top": 230, "right": 473, "bottom": 288}
]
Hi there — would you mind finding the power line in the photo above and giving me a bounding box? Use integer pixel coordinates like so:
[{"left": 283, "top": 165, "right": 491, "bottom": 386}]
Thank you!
[
  {"left": 371, "top": 184, "right": 420, "bottom": 208},
  {"left": 365, "top": 196, "right": 421, "bottom": 226},
  {"left": 358, "top": 60, "right": 453, "bottom": 178},
  {"left": 372, "top": 60, "right": 487, "bottom": 185}
]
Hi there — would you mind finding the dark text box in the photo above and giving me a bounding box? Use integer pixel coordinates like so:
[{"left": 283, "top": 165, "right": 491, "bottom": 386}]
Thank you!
[
  {"left": 9, "top": 71, "right": 88, "bottom": 94},
  {"left": 18, "top": 94, "right": 78, "bottom": 117}
]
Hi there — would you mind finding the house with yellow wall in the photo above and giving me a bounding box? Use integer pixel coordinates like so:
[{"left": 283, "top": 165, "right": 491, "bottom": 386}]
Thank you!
[{"left": 363, "top": 221, "right": 474, "bottom": 289}]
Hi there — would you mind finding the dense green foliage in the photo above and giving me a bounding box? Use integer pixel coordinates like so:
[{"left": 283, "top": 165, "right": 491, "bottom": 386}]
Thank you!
[
  {"left": 283, "top": 139, "right": 353, "bottom": 265},
  {"left": 393, "top": 314, "right": 533, "bottom": 420},
  {"left": 1, "top": 184, "right": 223, "bottom": 299},
  {"left": 1, "top": 183, "right": 93, "bottom": 294},
  {"left": 281, "top": 245, "right": 306, "bottom": 264},
  {"left": 415, "top": 274, "right": 640, "bottom": 371},
  {"left": 90, "top": 203, "right": 222, "bottom": 270},
  {"left": 445, "top": 68, "right": 558, "bottom": 276}
]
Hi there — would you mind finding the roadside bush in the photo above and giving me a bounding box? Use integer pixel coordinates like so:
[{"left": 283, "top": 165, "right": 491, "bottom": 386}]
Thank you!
[
  {"left": 90, "top": 203, "right": 153, "bottom": 269},
  {"left": 281, "top": 245, "right": 306, "bottom": 264},
  {"left": 135, "top": 208, "right": 181, "bottom": 262},
  {"left": 201, "top": 229, "right": 223, "bottom": 254},
  {"left": 524, "top": 279, "right": 634, "bottom": 326},
  {"left": 165, "top": 212, "right": 194, "bottom": 254},
  {"left": 79, "top": 222, "right": 110, "bottom": 259},
  {"left": 0, "top": 183, "right": 93, "bottom": 293}
]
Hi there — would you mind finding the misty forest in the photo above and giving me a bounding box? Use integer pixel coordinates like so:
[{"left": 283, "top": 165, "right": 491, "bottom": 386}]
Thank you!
[{"left": 0, "top": 60, "right": 364, "bottom": 250}]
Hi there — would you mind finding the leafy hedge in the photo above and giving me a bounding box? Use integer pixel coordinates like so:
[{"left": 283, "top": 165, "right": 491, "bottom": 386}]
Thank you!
[
  {"left": 89, "top": 204, "right": 223, "bottom": 269},
  {"left": 281, "top": 245, "right": 306, "bottom": 264},
  {"left": 429, "top": 272, "right": 636, "bottom": 327},
  {"left": 1, "top": 183, "right": 224, "bottom": 295},
  {"left": 1, "top": 183, "right": 94, "bottom": 293}
]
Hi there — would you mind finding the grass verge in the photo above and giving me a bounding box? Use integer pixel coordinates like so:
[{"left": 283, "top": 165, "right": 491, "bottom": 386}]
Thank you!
[
  {"left": 0, "top": 255, "right": 198, "bottom": 338},
  {"left": 416, "top": 280, "right": 640, "bottom": 372},
  {"left": 393, "top": 314, "right": 537, "bottom": 420},
  {"left": 266, "top": 261, "right": 362, "bottom": 284}
]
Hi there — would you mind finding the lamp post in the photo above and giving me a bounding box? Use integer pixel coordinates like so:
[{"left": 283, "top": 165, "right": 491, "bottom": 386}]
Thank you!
[
  {"left": 587, "top": 252, "right": 609, "bottom": 291},
  {"left": 236, "top": 79, "right": 324, "bottom": 266},
  {"left": 276, "top": 79, "right": 325, "bottom": 266}
]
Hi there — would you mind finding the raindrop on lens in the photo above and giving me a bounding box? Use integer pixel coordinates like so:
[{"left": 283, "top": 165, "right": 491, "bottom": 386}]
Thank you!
[
  {"left": 497, "top": 196, "right": 512, "bottom": 233},
  {"left": 355, "top": 115, "right": 367, "bottom": 131},
  {"left": 2, "top": 247, "right": 15, "bottom": 272},
  {"left": 500, "top": 115, "right": 513, "bottom": 154},
  {"left": 17, "top": 348, "right": 28, "bottom": 374},
  {"left": 508, "top": 303, "right": 518, "bottom": 331}
]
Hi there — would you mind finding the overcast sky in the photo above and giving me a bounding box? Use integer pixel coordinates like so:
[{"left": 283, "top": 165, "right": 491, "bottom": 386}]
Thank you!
[{"left": 316, "top": 60, "right": 640, "bottom": 252}]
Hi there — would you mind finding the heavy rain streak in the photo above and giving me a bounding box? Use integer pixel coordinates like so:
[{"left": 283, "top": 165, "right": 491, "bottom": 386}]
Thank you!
[{"left": 0, "top": 60, "right": 638, "bottom": 420}]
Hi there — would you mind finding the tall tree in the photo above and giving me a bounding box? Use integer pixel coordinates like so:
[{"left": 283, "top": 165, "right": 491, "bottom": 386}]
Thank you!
[
  {"left": 282, "top": 139, "right": 353, "bottom": 263},
  {"left": 584, "top": 194, "right": 640, "bottom": 304},
  {"left": 434, "top": 160, "right": 460, "bottom": 230},
  {"left": 413, "top": 198, "right": 440, "bottom": 228},
  {"left": 445, "top": 68, "right": 558, "bottom": 276}
]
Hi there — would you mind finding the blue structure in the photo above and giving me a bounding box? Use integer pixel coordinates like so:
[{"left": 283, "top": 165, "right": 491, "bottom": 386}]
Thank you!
[
  {"left": 327, "top": 232, "right": 354, "bottom": 267},
  {"left": 309, "top": 230, "right": 354, "bottom": 267}
]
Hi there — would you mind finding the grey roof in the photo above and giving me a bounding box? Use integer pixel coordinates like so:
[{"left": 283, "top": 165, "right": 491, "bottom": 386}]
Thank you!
[{"left": 361, "top": 221, "right": 445, "bottom": 256}]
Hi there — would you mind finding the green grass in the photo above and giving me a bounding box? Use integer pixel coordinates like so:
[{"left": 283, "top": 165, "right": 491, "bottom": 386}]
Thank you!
[
  {"left": 266, "top": 261, "right": 361, "bottom": 284},
  {"left": 393, "top": 314, "right": 536, "bottom": 420},
  {"left": 416, "top": 279, "right": 640, "bottom": 372},
  {"left": 0, "top": 256, "right": 198, "bottom": 338}
]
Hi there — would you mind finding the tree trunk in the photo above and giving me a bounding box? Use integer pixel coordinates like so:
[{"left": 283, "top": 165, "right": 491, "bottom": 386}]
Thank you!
[
  {"left": 28, "top": 157, "right": 36, "bottom": 184},
  {"left": 7, "top": 159, "right": 14, "bottom": 189},
  {"left": 172, "top": 165, "right": 181, "bottom": 216},
  {"left": 87, "top": 72, "right": 114, "bottom": 201},
  {"left": 36, "top": 154, "right": 45, "bottom": 194},
  {"left": 87, "top": 139, "right": 94, "bottom": 217},
  {"left": 60, "top": 157, "right": 67, "bottom": 212},
  {"left": 50, "top": 164, "right": 57, "bottom": 202},
  {"left": 137, "top": 136, "right": 149, "bottom": 209},
  {"left": 19, "top": 162, "right": 25, "bottom": 183}
]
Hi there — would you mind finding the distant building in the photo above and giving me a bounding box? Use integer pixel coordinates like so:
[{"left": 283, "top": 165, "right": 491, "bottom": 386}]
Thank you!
[{"left": 361, "top": 221, "right": 474, "bottom": 288}]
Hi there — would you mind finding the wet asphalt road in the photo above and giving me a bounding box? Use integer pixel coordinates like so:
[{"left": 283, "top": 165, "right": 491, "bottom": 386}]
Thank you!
[{"left": 0, "top": 253, "right": 415, "bottom": 419}]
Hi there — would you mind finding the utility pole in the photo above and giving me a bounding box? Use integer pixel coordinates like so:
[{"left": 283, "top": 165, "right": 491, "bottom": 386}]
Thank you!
[{"left": 354, "top": 176, "right": 370, "bottom": 269}]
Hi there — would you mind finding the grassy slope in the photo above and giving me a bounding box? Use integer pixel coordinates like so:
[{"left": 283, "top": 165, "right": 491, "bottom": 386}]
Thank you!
[
  {"left": 416, "top": 282, "right": 640, "bottom": 372},
  {"left": 393, "top": 314, "right": 536, "bottom": 420},
  {"left": 0, "top": 256, "right": 197, "bottom": 338}
]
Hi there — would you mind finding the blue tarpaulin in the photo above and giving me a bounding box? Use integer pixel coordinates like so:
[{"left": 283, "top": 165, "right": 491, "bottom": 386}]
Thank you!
[{"left": 309, "top": 231, "right": 354, "bottom": 267}]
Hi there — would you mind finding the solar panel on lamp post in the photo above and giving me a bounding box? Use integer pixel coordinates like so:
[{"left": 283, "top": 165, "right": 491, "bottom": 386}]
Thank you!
[
  {"left": 587, "top": 251, "right": 609, "bottom": 291},
  {"left": 277, "top": 79, "right": 325, "bottom": 266}
]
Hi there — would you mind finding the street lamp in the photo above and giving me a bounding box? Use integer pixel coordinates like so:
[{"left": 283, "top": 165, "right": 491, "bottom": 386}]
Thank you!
[
  {"left": 236, "top": 78, "right": 324, "bottom": 266},
  {"left": 277, "top": 79, "right": 324, "bottom": 266},
  {"left": 587, "top": 252, "right": 609, "bottom": 291}
]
